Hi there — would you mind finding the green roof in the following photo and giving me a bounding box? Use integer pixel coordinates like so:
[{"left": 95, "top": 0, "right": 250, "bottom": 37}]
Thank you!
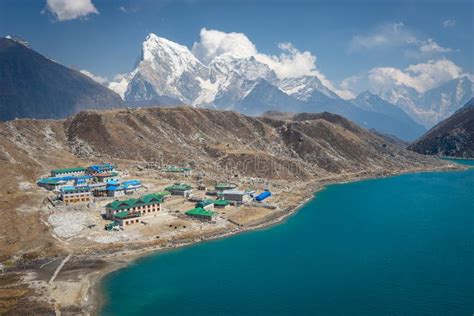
[
  {"left": 51, "top": 167, "right": 85, "bottom": 174},
  {"left": 106, "top": 193, "right": 164, "bottom": 211},
  {"left": 196, "top": 199, "right": 214, "bottom": 208},
  {"left": 113, "top": 211, "right": 141, "bottom": 219},
  {"left": 214, "top": 199, "right": 230, "bottom": 206},
  {"left": 215, "top": 183, "right": 235, "bottom": 190},
  {"left": 38, "top": 178, "right": 62, "bottom": 185},
  {"left": 185, "top": 207, "right": 216, "bottom": 218},
  {"left": 156, "top": 191, "right": 171, "bottom": 196},
  {"left": 165, "top": 183, "right": 192, "bottom": 191},
  {"left": 114, "top": 211, "right": 129, "bottom": 219}
]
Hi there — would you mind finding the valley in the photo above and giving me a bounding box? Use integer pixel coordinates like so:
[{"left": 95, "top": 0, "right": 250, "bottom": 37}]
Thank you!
[{"left": 0, "top": 106, "right": 462, "bottom": 314}]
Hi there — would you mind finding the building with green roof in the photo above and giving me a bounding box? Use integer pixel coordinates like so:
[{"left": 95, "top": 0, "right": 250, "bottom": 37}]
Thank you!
[
  {"left": 105, "top": 193, "right": 164, "bottom": 219},
  {"left": 215, "top": 183, "right": 237, "bottom": 191},
  {"left": 196, "top": 199, "right": 215, "bottom": 211},
  {"left": 165, "top": 183, "right": 193, "bottom": 197},
  {"left": 112, "top": 211, "right": 141, "bottom": 227},
  {"left": 185, "top": 207, "right": 217, "bottom": 221},
  {"left": 51, "top": 167, "right": 86, "bottom": 177},
  {"left": 213, "top": 199, "right": 230, "bottom": 208}
]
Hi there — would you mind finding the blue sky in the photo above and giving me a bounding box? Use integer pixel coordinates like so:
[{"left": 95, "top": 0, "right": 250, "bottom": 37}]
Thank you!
[{"left": 0, "top": 0, "right": 472, "bottom": 97}]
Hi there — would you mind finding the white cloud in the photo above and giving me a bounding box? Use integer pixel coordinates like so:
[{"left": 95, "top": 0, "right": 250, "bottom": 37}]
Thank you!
[
  {"left": 442, "top": 19, "right": 456, "bottom": 28},
  {"left": 349, "top": 22, "right": 416, "bottom": 51},
  {"left": 80, "top": 69, "right": 108, "bottom": 85},
  {"left": 192, "top": 28, "right": 257, "bottom": 64},
  {"left": 190, "top": 28, "right": 355, "bottom": 99},
  {"left": 191, "top": 28, "right": 354, "bottom": 99},
  {"left": 118, "top": 6, "right": 138, "bottom": 14},
  {"left": 418, "top": 39, "right": 453, "bottom": 53},
  {"left": 254, "top": 42, "right": 318, "bottom": 79},
  {"left": 349, "top": 22, "right": 453, "bottom": 56},
  {"left": 44, "top": 0, "right": 99, "bottom": 21},
  {"left": 368, "top": 59, "right": 462, "bottom": 93}
]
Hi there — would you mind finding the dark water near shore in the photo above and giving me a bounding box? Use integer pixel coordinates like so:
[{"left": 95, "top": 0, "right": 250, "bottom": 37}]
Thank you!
[{"left": 101, "top": 161, "right": 474, "bottom": 315}]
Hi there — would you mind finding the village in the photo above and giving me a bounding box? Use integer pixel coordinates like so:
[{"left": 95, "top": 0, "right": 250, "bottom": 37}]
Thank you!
[{"left": 36, "top": 163, "right": 283, "bottom": 244}]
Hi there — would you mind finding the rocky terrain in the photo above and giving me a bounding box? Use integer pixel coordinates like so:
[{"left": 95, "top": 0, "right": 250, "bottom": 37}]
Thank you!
[
  {"left": 409, "top": 98, "right": 474, "bottom": 158},
  {"left": 0, "top": 37, "right": 125, "bottom": 121},
  {"left": 0, "top": 106, "right": 456, "bottom": 314}
]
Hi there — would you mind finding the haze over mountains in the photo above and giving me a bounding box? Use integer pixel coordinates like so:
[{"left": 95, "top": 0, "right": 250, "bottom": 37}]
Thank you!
[{"left": 0, "top": 37, "right": 125, "bottom": 121}]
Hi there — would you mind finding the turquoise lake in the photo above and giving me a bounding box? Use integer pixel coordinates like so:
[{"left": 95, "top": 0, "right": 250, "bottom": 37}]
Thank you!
[{"left": 101, "top": 161, "right": 474, "bottom": 315}]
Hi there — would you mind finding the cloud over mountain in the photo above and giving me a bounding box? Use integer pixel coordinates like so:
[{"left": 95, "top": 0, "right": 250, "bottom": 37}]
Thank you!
[
  {"left": 191, "top": 28, "right": 352, "bottom": 98},
  {"left": 368, "top": 59, "right": 463, "bottom": 93},
  {"left": 44, "top": 0, "right": 99, "bottom": 21},
  {"left": 349, "top": 22, "right": 453, "bottom": 57}
]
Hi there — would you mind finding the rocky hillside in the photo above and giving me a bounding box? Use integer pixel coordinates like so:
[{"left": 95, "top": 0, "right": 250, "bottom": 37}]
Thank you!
[
  {"left": 0, "top": 107, "right": 447, "bottom": 257},
  {"left": 0, "top": 37, "right": 125, "bottom": 121},
  {"left": 0, "top": 107, "right": 445, "bottom": 186},
  {"left": 409, "top": 98, "right": 474, "bottom": 158}
]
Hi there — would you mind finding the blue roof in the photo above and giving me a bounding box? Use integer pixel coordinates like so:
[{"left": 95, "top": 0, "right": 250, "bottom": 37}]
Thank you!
[
  {"left": 88, "top": 163, "right": 114, "bottom": 172},
  {"left": 61, "top": 185, "right": 90, "bottom": 193},
  {"left": 123, "top": 180, "right": 141, "bottom": 186},
  {"left": 108, "top": 185, "right": 125, "bottom": 191},
  {"left": 255, "top": 191, "right": 272, "bottom": 201}
]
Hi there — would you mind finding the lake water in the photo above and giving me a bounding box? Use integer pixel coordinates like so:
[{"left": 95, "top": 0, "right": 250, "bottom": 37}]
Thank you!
[{"left": 100, "top": 161, "right": 474, "bottom": 315}]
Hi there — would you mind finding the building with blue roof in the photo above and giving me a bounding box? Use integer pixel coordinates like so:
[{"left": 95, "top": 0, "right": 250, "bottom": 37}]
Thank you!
[
  {"left": 86, "top": 163, "right": 115, "bottom": 175},
  {"left": 60, "top": 185, "right": 92, "bottom": 205}
]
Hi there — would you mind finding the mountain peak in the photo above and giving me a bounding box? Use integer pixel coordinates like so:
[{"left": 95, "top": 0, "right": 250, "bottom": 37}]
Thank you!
[
  {"left": 141, "top": 33, "right": 198, "bottom": 63},
  {"left": 2, "top": 35, "right": 31, "bottom": 49},
  {"left": 278, "top": 75, "right": 339, "bottom": 101},
  {"left": 357, "top": 90, "right": 381, "bottom": 101}
]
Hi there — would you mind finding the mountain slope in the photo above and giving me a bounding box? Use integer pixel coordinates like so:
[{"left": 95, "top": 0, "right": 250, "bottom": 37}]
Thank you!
[
  {"left": 351, "top": 91, "right": 426, "bottom": 141},
  {"left": 408, "top": 98, "right": 474, "bottom": 158},
  {"left": 376, "top": 76, "right": 473, "bottom": 128},
  {"left": 0, "top": 37, "right": 125, "bottom": 121}
]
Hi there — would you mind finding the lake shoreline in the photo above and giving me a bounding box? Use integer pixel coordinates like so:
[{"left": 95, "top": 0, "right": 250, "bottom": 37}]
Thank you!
[{"left": 85, "top": 163, "right": 466, "bottom": 315}]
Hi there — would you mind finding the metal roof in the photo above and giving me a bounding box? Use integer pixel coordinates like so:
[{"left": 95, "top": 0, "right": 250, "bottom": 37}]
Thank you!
[
  {"left": 165, "top": 183, "right": 192, "bottom": 191},
  {"left": 106, "top": 193, "right": 164, "bottom": 210},
  {"left": 51, "top": 167, "right": 86, "bottom": 174},
  {"left": 185, "top": 207, "right": 216, "bottom": 217}
]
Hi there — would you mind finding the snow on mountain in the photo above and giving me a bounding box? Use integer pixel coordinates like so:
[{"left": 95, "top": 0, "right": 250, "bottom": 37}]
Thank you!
[
  {"left": 109, "top": 33, "right": 335, "bottom": 111},
  {"left": 376, "top": 75, "right": 473, "bottom": 128},
  {"left": 351, "top": 91, "right": 426, "bottom": 141},
  {"left": 278, "top": 75, "right": 339, "bottom": 101},
  {"left": 115, "top": 33, "right": 210, "bottom": 104},
  {"left": 208, "top": 53, "right": 278, "bottom": 109},
  {"left": 107, "top": 33, "right": 470, "bottom": 138}
]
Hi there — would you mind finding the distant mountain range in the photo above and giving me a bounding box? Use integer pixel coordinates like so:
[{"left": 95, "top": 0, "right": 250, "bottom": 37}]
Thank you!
[
  {"left": 374, "top": 75, "right": 473, "bottom": 128},
  {"left": 108, "top": 33, "right": 429, "bottom": 141},
  {"left": 0, "top": 37, "right": 124, "bottom": 121},
  {"left": 409, "top": 98, "right": 474, "bottom": 158},
  {"left": 1, "top": 34, "right": 471, "bottom": 143}
]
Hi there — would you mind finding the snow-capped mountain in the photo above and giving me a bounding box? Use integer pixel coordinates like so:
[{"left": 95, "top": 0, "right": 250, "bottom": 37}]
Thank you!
[
  {"left": 108, "top": 33, "right": 470, "bottom": 140},
  {"left": 208, "top": 52, "right": 278, "bottom": 109},
  {"left": 117, "top": 33, "right": 210, "bottom": 104},
  {"left": 109, "top": 33, "right": 332, "bottom": 110},
  {"left": 376, "top": 75, "right": 473, "bottom": 128},
  {"left": 351, "top": 91, "right": 426, "bottom": 141},
  {"left": 278, "top": 75, "right": 339, "bottom": 101}
]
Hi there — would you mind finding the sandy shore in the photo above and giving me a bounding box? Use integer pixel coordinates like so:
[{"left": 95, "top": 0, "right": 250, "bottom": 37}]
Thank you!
[{"left": 82, "top": 163, "right": 466, "bottom": 315}]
